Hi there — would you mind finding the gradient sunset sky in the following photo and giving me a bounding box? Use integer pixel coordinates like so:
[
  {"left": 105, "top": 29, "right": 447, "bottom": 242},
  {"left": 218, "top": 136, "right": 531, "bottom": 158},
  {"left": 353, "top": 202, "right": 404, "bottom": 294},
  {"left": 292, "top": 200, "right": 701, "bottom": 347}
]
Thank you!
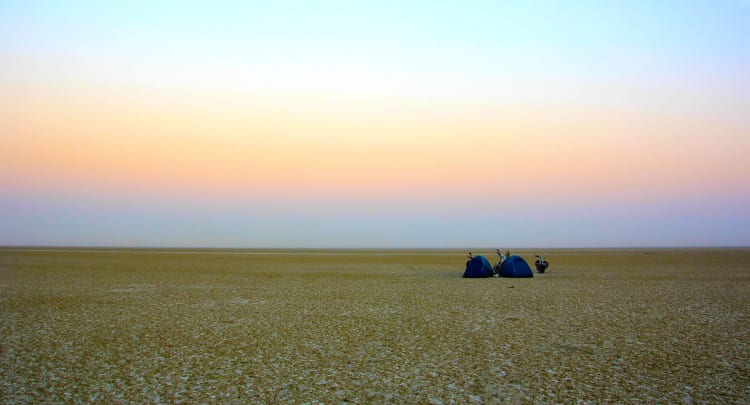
[{"left": 1, "top": 1, "right": 749, "bottom": 248}]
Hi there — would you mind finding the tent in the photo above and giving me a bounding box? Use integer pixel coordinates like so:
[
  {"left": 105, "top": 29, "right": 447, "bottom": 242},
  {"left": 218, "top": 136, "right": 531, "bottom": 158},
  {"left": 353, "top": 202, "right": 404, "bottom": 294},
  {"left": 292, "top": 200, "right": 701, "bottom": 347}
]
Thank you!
[
  {"left": 463, "top": 255, "right": 494, "bottom": 278},
  {"left": 498, "top": 255, "right": 534, "bottom": 278}
]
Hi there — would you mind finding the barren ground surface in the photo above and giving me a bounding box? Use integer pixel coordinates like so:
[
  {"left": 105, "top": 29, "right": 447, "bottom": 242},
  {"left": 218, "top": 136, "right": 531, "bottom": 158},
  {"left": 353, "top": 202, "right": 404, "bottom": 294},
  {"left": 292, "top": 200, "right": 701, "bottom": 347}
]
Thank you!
[{"left": 1, "top": 248, "right": 749, "bottom": 404}]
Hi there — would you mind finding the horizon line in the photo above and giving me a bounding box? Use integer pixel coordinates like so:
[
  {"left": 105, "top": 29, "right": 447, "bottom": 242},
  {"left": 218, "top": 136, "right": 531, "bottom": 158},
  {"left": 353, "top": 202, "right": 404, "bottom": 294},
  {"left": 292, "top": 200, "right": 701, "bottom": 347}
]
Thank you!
[{"left": 2, "top": 245, "right": 748, "bottom": 251}]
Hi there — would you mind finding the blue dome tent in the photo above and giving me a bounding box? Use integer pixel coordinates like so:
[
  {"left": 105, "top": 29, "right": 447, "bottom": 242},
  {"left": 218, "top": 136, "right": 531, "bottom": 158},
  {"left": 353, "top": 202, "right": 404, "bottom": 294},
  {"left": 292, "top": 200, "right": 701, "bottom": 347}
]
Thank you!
[
  {"left": 463, "top": 255, "right": 494, "bottom": 278},
  {"left": 498, "top": 255, "right": 533, "bottom": 278}
]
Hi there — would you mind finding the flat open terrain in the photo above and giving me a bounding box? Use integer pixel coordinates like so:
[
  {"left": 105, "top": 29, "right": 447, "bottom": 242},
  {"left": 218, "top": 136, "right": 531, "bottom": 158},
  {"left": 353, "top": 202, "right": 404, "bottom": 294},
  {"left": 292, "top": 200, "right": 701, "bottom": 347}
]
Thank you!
[{"left": 1, "top": 248, "right": 749, "bottom": 404}]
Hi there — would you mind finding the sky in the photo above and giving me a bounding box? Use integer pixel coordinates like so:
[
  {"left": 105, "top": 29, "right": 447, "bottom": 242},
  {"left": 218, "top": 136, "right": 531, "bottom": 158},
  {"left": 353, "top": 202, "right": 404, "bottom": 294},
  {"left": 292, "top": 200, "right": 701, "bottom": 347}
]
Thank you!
[{"left": 1, "top": 0, "right": 749, "bottom": 248}]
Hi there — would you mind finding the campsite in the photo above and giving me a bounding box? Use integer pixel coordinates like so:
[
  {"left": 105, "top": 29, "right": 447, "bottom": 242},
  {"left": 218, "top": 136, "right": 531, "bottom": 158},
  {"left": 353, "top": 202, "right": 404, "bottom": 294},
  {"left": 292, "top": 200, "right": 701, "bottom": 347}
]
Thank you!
[
  {"left": 462, "top": 251, "right": 536, "bottom": 278},
  {"left": 1, "top": 247, "right": 748, "bottom": 403}
]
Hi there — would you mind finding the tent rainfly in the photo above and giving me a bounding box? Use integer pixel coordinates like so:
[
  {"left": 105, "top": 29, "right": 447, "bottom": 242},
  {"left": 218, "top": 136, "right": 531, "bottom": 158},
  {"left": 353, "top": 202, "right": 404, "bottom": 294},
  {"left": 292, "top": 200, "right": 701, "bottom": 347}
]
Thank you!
[
  {"left": 463, "top": 255, "right": 494, "bottom": 278},
  {"left": 498, "top": 255, "right": 534, "bottom": 278}
]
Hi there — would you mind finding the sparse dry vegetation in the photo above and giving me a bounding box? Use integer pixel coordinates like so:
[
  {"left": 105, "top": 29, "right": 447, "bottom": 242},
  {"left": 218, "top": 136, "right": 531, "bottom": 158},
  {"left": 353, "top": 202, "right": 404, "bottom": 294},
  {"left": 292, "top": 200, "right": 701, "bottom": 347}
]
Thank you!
[{"left": 1, "top": 248, "right": 749, "bottom": 403}]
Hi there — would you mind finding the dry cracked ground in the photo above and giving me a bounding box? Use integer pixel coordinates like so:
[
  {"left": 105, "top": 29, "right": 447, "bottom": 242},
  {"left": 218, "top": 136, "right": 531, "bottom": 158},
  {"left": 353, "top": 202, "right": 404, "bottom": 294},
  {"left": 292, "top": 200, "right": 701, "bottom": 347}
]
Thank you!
[{"left": 1, "top": 248, "right": 749, "bottom": 403}]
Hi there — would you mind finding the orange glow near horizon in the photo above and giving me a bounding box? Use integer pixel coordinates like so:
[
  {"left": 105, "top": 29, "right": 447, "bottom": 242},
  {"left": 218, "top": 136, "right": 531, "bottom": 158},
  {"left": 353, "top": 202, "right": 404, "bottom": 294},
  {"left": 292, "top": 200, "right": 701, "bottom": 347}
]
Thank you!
[{"left": 3, "top": 81, "right": 748, "bottom": 205}]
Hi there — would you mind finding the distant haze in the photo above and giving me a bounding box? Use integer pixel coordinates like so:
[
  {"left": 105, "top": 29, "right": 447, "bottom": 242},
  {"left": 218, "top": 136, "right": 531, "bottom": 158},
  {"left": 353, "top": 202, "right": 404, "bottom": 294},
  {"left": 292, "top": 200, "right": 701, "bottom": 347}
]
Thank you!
[{"left": 1, "top": 1, "right": 749, "bottom": 248}]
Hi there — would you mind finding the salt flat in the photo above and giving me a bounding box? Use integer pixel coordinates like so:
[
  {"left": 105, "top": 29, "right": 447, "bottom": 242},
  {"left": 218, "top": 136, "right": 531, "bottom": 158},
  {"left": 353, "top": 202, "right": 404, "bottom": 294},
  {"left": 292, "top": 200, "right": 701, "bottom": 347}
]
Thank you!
[{"left": 1, "top": 248, "right": 749, "bottom": 403}]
